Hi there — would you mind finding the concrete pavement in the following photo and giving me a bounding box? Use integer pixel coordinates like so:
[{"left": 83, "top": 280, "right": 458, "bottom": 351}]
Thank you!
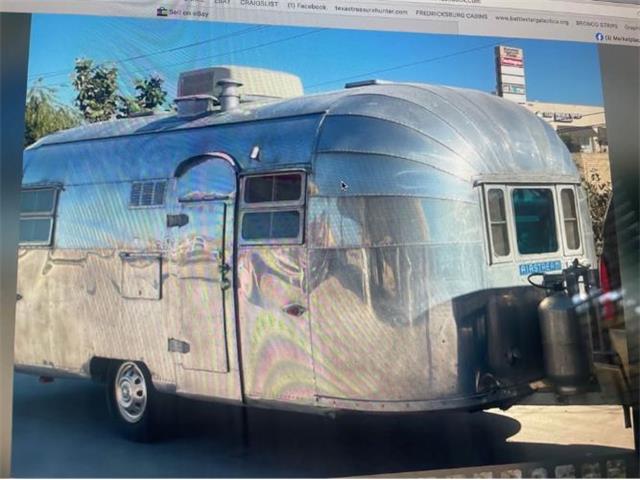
[{"left": 10, "top": 373, "right": 636, "bottom": 477}]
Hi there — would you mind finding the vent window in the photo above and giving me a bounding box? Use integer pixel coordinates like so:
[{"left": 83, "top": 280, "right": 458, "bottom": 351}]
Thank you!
[
  {"left": 130, "top": 180, "right": 167, "bottom": 208},
  {"left": 19, "top": 188, "right": 58, "bottom": 246}
]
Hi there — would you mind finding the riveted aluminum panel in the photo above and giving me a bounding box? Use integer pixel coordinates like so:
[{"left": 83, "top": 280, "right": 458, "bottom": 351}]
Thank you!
[
  {"left": 236, "top": 246, "right": 315, "bottom": 404},
  {"left": 23, "top": 114, "right": 324, "bottom": 185},
  {"left": 310, "top": 153, "right": 474, "bottom": 201}
]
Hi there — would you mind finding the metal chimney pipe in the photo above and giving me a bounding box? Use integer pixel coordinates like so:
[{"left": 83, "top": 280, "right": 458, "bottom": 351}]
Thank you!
[{"left": 217, "top": 78, "right": 243, "bottom": 112}]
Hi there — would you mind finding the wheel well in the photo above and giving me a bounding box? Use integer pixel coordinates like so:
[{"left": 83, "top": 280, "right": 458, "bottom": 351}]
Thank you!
[
  {"left": 89, "top": 357, "right": 153, "bottom": 384},
  {"left": 89, "top": 357, "right": 113, "bottom": 383}
]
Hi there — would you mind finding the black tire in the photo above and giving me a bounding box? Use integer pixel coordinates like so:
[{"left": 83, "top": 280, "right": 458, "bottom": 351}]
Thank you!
[{"left": 106, "top": 360, "right": 171, "bottom": 442}]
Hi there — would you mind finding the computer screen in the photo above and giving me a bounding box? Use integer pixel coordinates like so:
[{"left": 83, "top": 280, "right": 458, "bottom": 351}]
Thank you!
[{"left": 0, "top": 0, "right": 638, "bottom": 477}]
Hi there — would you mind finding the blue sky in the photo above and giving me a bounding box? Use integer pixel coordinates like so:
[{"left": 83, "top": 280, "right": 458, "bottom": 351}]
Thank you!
[{"left": 28, "top": 14, "right": 604, "bottom": 107}]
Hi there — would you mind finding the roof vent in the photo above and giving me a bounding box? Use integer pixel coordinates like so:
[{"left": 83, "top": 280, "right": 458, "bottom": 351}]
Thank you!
[
  {"left": 217, "top": 78, "right": 243, "bottom": 112},
  {"left": 177, "top": 66, "right": 303, "bottom": 102},
  {"left": 344, "top": 79, "right": 389, "bottom": 89},
  {"left": 175, "top": 94, "right": 218, "bottom": 118}
]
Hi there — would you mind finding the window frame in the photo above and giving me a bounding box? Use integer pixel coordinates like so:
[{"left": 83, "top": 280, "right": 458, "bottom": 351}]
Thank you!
[
  {"left": 239, "top": 208, "right": 305, "bottom": 246},
  {"left": 240, "top": 172, "right": 306, "bottom": 209},
  {"left": 481, "top": 182, "right": 579, "bottom": 265},
  {"left": 239, "top": 171, "right": 307, "bottom": 246},
  {"left": 556, "top": 184, "right": 584, "bottom": 256},
  {"left": 507, "top": 185, "right": 562, "bottom": 260},
  {"left": 482, "top": 185, "right": 515, "bottom": 264},
  {"left": 19, "top": 186, "right": 60, "bottom": 247}
]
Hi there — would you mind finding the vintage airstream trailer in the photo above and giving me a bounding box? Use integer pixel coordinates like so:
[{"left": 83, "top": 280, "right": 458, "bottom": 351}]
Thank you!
[{"left": 15, "top": 66, "right": 598, "bottom": 439}]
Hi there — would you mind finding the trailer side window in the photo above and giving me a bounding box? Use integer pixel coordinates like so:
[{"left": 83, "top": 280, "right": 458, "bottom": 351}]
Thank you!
[
  {"left": 244, "top": 173, "right": 302, "bottom": 205},
  {"left": 19, "top": 188, "right": 58, "bottom": 245},
  {"left": 560, "top": 188, "right": 581, "bottom": 250},
  {"left": 240, "top": 172, "right": 305, "bottom": 245},
  {"left": 242, "top": 211, "right": 301, "bottom": 240},
  {"left": 512, "top": 188, "right": 558, "bottom": 254},
  {"left": 486, "top": 188, "right": 510, "bottom": 257}
]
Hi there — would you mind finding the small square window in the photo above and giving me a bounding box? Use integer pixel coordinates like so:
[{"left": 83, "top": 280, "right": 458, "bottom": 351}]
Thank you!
[
  {"left": 19, "top": 218, "right": 53, "bottom": 244},
  {"left": 240, "top": 172, "right": 306, "bottom": 245},
  {"left": 242, "top": 210, "right": 301, "bottom": 242},
  {"left": 20, "top": 189, "right": 56, "bottom": 215},
  {"left": 19, "top": 187, "right": 58, "bottom": 246},
  {"left": 244, "top": 173, "right": 303, "bottom": 205}
]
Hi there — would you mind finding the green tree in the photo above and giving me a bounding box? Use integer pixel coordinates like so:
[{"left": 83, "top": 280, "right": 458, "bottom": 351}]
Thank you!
[
  {"left": 116, "top": 74, "right": 167, "bottom": 118},
  {"left": 581, "top": 171, "right": 612, "bottom": 256},
  {"left": 116, "top": 95, "right": 143, "bottom": 119},
  {"left": 560, "top": 134, "right": 581, "bottom": 153},
  {"left": 134, "top": 75, "right": 167, "bottom": 111},
  {"left": 72, "top": 58, "right": 119, "bottom": 122},
  {"left": 24, "top": 83, "right": 81, "bottom": 147}
]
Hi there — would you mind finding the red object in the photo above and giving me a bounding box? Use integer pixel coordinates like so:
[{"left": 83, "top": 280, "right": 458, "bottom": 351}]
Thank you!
[
  {"left": 283, "top": 304, "right": 306, "bottom": 317},
  {"left": 599, "top": 256, "right": 616, "bottom": 324}
]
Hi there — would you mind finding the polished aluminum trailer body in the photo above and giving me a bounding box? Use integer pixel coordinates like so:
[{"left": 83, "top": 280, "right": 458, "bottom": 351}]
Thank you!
[{"left": 15, "top": 82, "right": 596, "bottom": 413}]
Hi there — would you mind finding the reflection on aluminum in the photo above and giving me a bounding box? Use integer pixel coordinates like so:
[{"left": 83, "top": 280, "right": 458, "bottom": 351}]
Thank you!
[{"left": 15, "top": 82, "right": 596, "bottom": 413}]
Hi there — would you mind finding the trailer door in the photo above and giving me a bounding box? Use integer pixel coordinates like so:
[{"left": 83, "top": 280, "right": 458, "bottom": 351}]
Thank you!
[{"left": 167, "top": 155, "right": 240, "bottom": 396}]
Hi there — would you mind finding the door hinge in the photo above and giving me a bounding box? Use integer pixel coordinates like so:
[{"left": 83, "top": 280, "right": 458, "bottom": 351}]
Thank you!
[{"left": 168, "top": 338, "right": 190, "bottom": 354}]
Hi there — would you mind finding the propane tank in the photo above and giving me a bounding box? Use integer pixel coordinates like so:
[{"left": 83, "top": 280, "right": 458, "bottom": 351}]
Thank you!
[{"left": 538, "top": 282, "right": 592, "bottom": 395}]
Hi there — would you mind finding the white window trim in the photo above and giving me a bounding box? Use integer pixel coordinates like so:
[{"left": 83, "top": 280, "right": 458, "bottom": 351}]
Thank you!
[
  {"left": 481, "top": 182, "right": 583, "bottom": 265},
  {"left": 482, "top": 185, "right": 514, "bottom": 264},
  {"left": 556, "top": 184, "right": 584, "bottom": 256}
]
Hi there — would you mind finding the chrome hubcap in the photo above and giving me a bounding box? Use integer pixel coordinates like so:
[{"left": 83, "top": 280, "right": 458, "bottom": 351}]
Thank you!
[{"left": 115, "top": 362, "right": 147, "bottom": 423}]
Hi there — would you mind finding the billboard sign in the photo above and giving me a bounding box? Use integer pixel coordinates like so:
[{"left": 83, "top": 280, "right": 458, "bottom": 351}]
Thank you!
[
  {"left": 502, "top": 83, "right": 526, "bottom": 95},
  {"left": 501, "top": 57, "right": 523, "bottom": 67},
  {"left": 501, "top": 65, "right": 525, "bottom": 76},
  {"left": 496, "top": 45, "right": 526, "bottom": 103},
  {"left": 499, "top": 46, "right": 523, "bottom": 60}
]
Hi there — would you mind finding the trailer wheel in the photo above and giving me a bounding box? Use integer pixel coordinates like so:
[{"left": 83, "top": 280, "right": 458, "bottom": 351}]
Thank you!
[{"left": 106, "top": 360, "right": 159, "bottom": 442}]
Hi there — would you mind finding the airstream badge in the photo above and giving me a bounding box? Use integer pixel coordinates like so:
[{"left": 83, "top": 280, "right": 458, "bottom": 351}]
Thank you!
[{"left": 519, "top": 260, "right": 562, "bottom": 276}]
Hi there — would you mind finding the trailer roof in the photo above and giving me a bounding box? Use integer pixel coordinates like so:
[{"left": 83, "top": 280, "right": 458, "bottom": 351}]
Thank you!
[{"left": 26, "top": 82, "right": 576, "bottom": 180}]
